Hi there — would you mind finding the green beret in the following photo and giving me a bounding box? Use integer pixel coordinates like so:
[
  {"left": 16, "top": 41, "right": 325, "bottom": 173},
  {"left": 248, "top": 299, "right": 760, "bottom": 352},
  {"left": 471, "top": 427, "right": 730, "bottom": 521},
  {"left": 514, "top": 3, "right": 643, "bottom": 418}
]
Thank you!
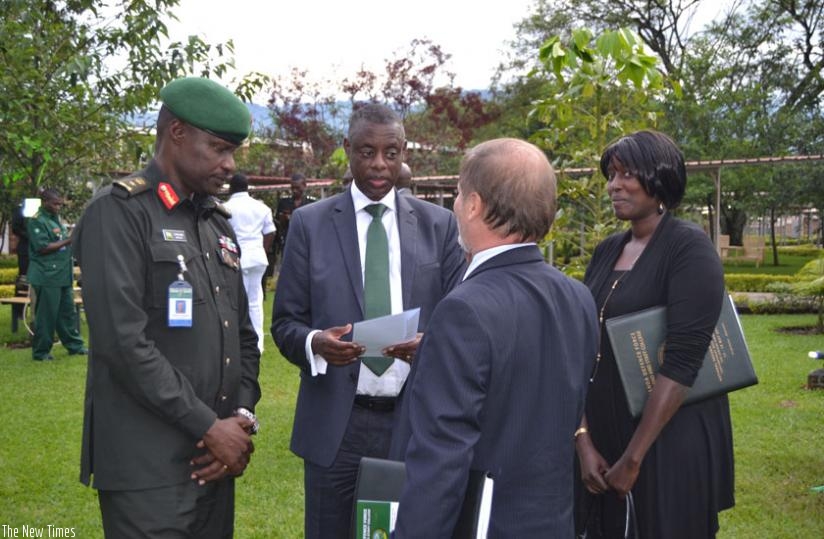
[{"left": 159, "top": 77, "right": 251, "bottom": 144}]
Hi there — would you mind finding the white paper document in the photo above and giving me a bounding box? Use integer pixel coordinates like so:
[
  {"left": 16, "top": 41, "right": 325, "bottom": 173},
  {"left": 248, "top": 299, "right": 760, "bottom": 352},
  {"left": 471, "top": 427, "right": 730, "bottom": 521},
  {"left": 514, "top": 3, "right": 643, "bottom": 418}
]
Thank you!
[{"left": 352, "top": 308, "right": 421, "bottom": 356}]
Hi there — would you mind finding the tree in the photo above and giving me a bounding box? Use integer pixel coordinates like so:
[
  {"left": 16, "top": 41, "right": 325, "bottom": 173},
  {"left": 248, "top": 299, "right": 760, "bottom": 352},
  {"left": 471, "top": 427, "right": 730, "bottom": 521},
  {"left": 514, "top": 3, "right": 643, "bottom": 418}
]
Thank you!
[
  {"left": 266, "top": 67, "right": 344, "bottom": 178},
  {"left": 379, "top": 38, "right": 455, "bottom": 120},
  {"left": 262, "top": 38, "right": 497, "bottom": 179},
  {"left": 666, "top": 0, "right": 824, "bottom": 260},
  {"left": 529, "top": 28, "right": 674, "bottom": 265},
  {"left": 0, "top": 0, "right": 258, "bottom": 222}
]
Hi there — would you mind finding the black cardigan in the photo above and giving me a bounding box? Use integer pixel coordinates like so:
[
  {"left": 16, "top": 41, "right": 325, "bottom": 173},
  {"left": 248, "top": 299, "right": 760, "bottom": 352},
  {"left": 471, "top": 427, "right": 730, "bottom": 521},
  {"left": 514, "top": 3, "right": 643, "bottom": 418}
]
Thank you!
[{"left": 583, "top": 212, "right": 725, "bottom": 386}]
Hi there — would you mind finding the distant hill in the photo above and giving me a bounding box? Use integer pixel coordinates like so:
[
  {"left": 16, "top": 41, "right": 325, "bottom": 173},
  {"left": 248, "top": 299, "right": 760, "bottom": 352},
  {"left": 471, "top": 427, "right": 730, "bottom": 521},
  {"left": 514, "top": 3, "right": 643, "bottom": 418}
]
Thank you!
[
  {"left": 124, "top": 102, "right": 274, "bottom": 133},
  {"left": 124, "top": 90, "right": 489, "bottom": 134}
]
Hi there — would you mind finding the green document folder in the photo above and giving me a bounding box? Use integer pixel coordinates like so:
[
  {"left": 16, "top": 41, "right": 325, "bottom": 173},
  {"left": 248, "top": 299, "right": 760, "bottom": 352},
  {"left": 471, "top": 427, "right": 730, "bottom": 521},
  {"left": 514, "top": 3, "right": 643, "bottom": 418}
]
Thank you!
[
  {"left": 605, "top": 294, "right": 758, "bottom": 418},
  {"left": 354, "top": 499, "right": 397, "bottom": 539},
  {"left": 353, "top": 457, "right": 493, "bottom": 538}
]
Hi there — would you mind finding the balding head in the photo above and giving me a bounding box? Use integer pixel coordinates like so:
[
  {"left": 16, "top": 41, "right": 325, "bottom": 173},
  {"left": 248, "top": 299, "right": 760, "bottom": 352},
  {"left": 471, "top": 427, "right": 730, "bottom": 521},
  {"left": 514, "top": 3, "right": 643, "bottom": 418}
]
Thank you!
[
  {"left": 458, "top": 138, "right": 556, "bottom": 242},
  {"left": 342, "top": 166, "right": 353, "bottom": 187},
  {"left": 397, "top": 163, "right": 413, "bottom": 190}
]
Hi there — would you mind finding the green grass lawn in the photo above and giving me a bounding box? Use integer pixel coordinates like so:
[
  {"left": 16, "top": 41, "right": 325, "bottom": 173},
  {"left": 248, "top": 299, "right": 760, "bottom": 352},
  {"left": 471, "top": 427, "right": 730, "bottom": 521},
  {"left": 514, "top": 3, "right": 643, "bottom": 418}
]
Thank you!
[
  {"left": 723, "top": 253, "right": 819, "bottom": 276},
  {"left": 1, "top": 298, "right": 822, "bottom": 537}
]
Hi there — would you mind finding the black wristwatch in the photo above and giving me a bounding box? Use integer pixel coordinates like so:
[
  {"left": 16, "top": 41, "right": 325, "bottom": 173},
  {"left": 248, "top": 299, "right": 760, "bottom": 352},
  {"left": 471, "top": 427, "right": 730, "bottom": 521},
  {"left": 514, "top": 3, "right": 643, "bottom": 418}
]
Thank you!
[{"left": 235, "top": 407, "right": 259, "bottom": 435}]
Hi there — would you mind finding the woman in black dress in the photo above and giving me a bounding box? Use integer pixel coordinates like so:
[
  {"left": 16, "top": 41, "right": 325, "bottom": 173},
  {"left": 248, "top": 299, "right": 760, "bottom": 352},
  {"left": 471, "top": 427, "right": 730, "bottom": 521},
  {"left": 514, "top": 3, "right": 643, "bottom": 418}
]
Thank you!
[{"left": 575, "top": 130, "right": 735, "bottom": 538}]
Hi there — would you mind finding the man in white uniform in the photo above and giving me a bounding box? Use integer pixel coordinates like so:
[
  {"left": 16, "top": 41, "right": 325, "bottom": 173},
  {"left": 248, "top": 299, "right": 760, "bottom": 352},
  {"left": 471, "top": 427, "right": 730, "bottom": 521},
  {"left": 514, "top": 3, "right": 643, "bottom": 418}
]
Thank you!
[{"left": 224, "top": 173, "right": 276, "bottom": 351}]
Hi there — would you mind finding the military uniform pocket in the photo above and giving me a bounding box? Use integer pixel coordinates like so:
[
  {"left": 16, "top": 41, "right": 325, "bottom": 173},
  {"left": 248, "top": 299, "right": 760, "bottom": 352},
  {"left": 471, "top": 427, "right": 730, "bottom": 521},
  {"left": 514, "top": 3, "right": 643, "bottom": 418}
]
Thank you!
[{"left": 148, "top": 241, "right": 205, "bottom": 309}]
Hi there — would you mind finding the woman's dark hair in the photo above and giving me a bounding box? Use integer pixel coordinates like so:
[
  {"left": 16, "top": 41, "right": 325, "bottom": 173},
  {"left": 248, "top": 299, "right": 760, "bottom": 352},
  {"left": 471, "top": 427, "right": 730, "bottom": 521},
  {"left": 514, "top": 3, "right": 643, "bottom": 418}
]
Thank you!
[{"left": 599, "top": 130, "right": 686, "bottom": 209}]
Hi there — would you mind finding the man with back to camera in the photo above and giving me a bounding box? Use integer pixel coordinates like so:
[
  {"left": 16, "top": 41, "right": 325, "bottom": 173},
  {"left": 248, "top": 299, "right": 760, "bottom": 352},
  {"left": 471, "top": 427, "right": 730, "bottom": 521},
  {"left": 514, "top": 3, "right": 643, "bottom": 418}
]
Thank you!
[
  {"left": 27, "top": 188, "right": 87, "bottom": 361},
  {"left": 271, "top": 102, "right": 465, "bottom": 538},
  {"left": 73, "top": 77, "right": 261, "bottom": 538},
  {"left": 392, "top": 138, "right": 599, "bottom": 538},
  {"left": 224, "top": 172, "right": 277, "bottom": 352}
]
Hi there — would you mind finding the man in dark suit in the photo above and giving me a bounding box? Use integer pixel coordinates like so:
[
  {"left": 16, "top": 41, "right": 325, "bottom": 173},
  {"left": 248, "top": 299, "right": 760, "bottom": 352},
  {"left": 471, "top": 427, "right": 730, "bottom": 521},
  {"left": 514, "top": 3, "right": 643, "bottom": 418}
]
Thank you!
[
  {"left": 271, "top": 103, "right": 465, "bottom": 539},
  {"left": 393, "top": 138, "right": 599, "bottom": 538},
  {"left": 274, "top": 173, "right": 315, "bottom": 255}
]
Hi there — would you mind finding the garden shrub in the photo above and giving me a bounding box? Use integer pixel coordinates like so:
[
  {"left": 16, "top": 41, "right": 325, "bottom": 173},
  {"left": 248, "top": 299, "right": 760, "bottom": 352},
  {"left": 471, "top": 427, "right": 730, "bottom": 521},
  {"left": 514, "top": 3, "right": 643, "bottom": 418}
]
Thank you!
[
  {"left": 776, "top": 245, "right": 823, "bottom": 257},
  {"left": 0, "top": 255, "right": 19, "bottom": 269},
  {"left": 0, "top": 268, "right": 19, "bottom": 285},
  {"left": 725, "top": 273, "right": 796, "bottom": 292}
]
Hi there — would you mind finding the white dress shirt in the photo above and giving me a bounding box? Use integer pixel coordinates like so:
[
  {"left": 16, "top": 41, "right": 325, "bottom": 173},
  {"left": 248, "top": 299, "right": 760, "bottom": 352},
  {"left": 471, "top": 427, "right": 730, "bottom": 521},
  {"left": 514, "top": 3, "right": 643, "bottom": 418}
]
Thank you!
[
  {"left": 463, "top": 242, "right": 536, "bottom": 281},
  {"left": 223, "top": 192, "right": 276, "bottom": 269},
  {"left": 303, "top": 183, "right": 410, "bottom": 397}
]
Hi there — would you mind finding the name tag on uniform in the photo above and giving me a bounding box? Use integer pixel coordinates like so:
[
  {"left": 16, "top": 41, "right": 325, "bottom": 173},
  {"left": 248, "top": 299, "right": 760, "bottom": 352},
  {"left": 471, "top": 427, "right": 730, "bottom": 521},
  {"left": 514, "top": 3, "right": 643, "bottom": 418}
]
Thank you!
[
  {"left": 168, "top": 280, "right": 193, "bottom": 327},
  {"left": 163, "top": 229, "right": 187, "bottom": 242}
]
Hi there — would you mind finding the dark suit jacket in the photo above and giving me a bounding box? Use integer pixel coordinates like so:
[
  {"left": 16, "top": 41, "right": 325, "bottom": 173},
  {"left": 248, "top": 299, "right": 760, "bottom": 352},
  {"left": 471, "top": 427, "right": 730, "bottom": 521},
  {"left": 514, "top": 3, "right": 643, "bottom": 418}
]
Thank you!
[
  {"left": 393, "top": 246, "right": 599, "bottom": 538},
  {"left": 271, "top": 189, "right": 465, "bottom": 467}
]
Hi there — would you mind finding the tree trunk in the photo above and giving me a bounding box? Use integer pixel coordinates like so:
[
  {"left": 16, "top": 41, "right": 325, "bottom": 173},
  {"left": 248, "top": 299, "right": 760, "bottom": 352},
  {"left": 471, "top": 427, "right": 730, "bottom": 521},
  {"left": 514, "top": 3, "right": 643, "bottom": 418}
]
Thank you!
[
  {"left": 705, "top": 193, "right": 715, "bottom": 240},
  {"left": 721, "top": 206, "right": 747, "bottom": 245},
  {"left": 770, "top": 206, "right": 779, "bottom": 266}
]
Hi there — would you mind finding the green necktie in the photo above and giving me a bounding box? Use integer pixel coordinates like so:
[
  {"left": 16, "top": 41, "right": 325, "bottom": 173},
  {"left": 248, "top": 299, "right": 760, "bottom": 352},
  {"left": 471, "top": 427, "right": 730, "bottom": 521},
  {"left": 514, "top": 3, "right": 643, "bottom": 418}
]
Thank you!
[{"left": 362, "top": 203, "right": 393, "bottom": 376}]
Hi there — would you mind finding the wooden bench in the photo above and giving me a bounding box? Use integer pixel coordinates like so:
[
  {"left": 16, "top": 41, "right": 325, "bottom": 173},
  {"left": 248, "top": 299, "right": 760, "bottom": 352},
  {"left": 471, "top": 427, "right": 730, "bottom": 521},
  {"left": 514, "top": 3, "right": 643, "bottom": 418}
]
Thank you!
[
  {"left": 741, "top": 235, "right": 766, "bottom": 267},
  {"left": 0, "top": 295, "right": 83, "bottom": 334},
  {"left": 718, "top": 234, "right": 765, "bottom": 267},
  {"left": 718, "top": 234, "right": 731, "bottom": 259}
]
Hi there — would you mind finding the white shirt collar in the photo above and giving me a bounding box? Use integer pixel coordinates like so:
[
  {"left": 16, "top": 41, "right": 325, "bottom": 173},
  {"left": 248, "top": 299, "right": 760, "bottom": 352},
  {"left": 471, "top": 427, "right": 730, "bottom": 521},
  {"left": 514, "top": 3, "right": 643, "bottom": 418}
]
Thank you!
[
  {"left": 463, "top": 242, "right": 536, "bottom": 281},
  {"left": 350, "top": 182, "right": 397, "bottom": 214},
  {"left": 228, "top": 191, "right": 250, "bottom": 199}
]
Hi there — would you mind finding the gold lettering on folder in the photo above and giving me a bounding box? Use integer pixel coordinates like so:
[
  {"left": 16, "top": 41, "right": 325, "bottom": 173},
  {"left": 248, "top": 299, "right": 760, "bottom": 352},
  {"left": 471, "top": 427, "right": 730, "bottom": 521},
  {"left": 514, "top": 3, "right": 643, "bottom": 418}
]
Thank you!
[{"left": 630, "top": 330, "right": 655, "bottom": 393}]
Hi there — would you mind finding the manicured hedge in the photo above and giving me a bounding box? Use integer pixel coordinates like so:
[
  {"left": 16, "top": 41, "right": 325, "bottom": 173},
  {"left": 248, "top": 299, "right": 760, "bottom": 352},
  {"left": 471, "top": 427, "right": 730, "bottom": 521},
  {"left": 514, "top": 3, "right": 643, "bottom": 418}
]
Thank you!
[
  {"left": 0, "top": 255, "right": 18, "bottom": 269},
  {"left": 0, "top": 284, "right": 14, "bottom": 298},
  {"left": 564, "top": 271, "right": 796, "bottom": 292},
  {"left": 724, "top": 273, "right": 796, "bottom": 292},
  {"left": 776, "top": 245, "right": 823, "bottom": 257},
  {"left": 0, "top": 268, "right": 18, "bottom": 285}
]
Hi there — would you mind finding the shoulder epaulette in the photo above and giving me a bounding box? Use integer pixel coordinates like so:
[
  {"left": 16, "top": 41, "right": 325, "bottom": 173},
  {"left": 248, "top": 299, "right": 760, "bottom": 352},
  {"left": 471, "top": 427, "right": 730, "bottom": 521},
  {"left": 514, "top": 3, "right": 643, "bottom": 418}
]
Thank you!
[
  {"left": 112, "top": 177, "right": 151, "bottom": 199},
  {"left": 213, "top": 200, "right": 232, "bottom": 219}
]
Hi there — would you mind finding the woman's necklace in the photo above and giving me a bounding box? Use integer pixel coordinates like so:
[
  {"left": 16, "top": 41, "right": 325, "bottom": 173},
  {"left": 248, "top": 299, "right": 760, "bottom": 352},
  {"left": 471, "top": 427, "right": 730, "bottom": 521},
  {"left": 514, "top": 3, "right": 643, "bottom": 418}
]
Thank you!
[{"left": 589, "top": 252, "right": 641, "bottom": 383}]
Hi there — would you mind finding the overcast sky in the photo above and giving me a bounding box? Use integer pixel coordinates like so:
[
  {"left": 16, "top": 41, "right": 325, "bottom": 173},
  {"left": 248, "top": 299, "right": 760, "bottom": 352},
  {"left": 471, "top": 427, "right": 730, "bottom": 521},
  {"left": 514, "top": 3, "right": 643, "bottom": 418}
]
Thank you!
[
  {"left": 166, "top": 0, "right": 735, "bottom": 102},
  {"left": 167, "top": 0, "right": 537, "bottom": 99}
]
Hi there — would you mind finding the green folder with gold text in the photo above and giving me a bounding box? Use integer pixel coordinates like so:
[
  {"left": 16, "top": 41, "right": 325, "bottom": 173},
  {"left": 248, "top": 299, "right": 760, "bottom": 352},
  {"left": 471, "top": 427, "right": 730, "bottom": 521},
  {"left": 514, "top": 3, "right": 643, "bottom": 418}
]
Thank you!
[
  {"left": 605, "top": 294, "right": 758, "bottom": 418},
  {"left": 353, "top": 457, "right": 493, "bottom": 539}
]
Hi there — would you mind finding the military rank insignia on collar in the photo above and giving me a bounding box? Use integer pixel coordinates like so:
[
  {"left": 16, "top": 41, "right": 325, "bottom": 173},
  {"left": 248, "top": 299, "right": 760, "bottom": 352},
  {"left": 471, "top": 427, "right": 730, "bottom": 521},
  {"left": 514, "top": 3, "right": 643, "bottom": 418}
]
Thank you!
[{"left": 158, "top": 182, "right": 181, "bottom": 210}]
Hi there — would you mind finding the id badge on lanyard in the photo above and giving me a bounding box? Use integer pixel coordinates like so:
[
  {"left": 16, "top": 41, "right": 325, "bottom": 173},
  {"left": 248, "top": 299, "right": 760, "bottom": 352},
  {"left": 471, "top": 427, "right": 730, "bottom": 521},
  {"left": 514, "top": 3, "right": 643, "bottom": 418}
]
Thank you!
[{"left": 168, "top": 254, "right": 193, "bottom": 328}]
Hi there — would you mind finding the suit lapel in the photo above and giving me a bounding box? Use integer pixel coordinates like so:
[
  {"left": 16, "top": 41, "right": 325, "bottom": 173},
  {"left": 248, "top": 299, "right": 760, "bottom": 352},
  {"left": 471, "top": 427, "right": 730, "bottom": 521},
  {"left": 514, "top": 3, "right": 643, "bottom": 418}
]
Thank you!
[
  {"left": 331, "top": 195, "right": 365, "bottom": 315},
  {"left": 397, "top": 193, "right": 417, "bottom": 310}
]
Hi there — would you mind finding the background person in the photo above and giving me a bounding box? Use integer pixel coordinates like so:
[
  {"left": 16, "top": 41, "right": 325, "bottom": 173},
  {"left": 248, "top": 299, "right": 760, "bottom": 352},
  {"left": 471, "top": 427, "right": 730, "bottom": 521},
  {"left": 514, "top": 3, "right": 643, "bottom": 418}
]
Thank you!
[
  {"left": 341, "top": 166, "right": 353, "bottom": 189},
  {"left": 73, "top": 77, "right": 261, "bottom": 538},
  {"left": 11, "top": 199, "right": 30, "bottom": 322},
  {"left": 393, "top": 138, "right": 598, "bottom": 537},
  {"left": 273, "top": 173, "right": 315, "bottom": 264},
  {"left": 224, "top": 173, "right": 277, "bottom": 352},
  {"left": 575, "top": 130, "right": 734, "bottom": 538},
  {"left": 26, "top": 188, "right": 86, "bottom": 361},
  {"left": 271, "top": 103, "right": 465, "bottom": 539},
  {"left": 396, "top": 162, "right": 413, "bottom": 196}
]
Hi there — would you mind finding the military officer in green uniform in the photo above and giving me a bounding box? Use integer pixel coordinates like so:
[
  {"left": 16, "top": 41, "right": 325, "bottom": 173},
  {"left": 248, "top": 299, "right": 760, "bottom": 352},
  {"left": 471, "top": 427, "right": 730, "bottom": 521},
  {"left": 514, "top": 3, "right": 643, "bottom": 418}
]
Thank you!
[
  {"left": 27, "top": 188, "right": 86, "bottom": 360},
  {"left": 73, "top": 77, "right": 261, "bottom": 538}
]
